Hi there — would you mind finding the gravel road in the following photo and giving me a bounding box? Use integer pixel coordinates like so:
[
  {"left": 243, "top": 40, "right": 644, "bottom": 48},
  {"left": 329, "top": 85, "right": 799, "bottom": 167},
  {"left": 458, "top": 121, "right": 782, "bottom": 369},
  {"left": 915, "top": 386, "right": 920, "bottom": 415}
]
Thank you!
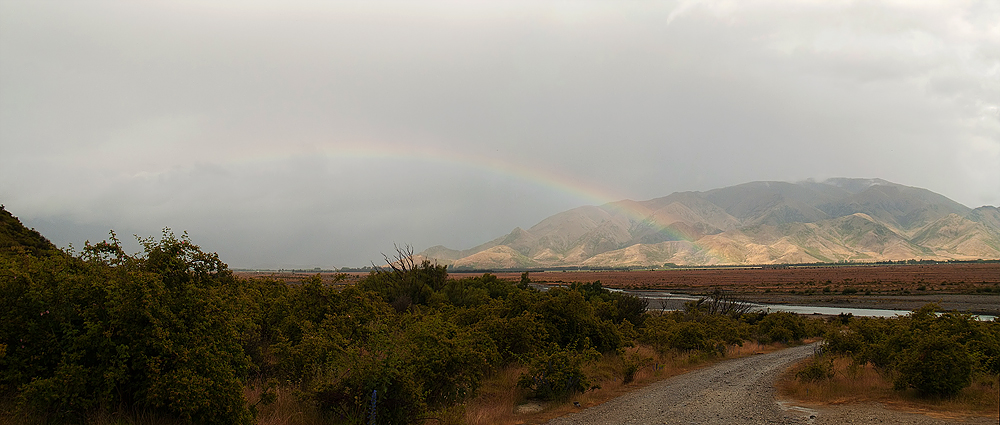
[
  {"left": 545, "top": 343, "right": 997, "bottom": 425},
  {"left": 547, "top": 344, "right": 820, "bottom": 425}
]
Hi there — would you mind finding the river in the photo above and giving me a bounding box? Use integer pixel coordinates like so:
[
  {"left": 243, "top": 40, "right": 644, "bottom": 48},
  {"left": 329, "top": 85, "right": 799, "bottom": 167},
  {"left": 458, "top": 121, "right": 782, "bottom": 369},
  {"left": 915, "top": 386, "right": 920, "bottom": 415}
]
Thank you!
[{"left": 622, "top": 290, "right": 997, "bottom": 320}]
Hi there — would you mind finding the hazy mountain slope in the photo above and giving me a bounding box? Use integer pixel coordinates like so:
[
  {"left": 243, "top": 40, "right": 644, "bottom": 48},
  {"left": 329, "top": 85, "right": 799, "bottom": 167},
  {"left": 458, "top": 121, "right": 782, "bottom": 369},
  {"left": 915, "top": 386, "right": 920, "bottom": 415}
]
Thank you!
[
  {"left": 450, "top": 245, "right": 539, "bottom": 269},
  {"left": 818, "top": 184, "right": 970, "bottom": 233},
  {"left": 910, "top": 214, "right": 1000, "bottom": 258},
  {"left": 701, "top": 181, "right": 836, "bottom": 226},
  {"left": 419, "top": 178, "right": 999, "bottom": 268},
  {"left": 637, "top": 191, "right": 741, "bottom": 230},
  {"left": 581, "top": 241, "right": 705, "bottom": 267},
  {"left": 419, "top": 245, "right": 466, "bottom": 262},
  {"left": 822, "top": 177, "right": 894, "bottom": 194},
  {"left": 966, "top": 206, "right": 1000, "bottom": 236}
]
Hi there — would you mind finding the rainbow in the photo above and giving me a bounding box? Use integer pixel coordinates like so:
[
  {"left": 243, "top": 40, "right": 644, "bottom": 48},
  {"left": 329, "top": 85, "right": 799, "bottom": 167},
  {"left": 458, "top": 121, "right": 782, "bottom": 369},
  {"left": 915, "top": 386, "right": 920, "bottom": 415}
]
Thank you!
[{"left": 223, "top": 141, "right": 728, "bottom": 263}]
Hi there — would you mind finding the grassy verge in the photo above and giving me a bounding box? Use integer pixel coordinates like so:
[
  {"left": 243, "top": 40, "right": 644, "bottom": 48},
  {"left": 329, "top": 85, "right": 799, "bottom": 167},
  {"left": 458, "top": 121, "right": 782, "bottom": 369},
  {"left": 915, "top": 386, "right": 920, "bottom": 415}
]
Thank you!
[
  {"left": 777, "top": 354, "right": 999, "bottom": 420},
  {"left": 0, "top": 403, "right": 180, "bottom": 425},
  {"left": 245, "top": 382, "right": 326, "bottom": 425}
]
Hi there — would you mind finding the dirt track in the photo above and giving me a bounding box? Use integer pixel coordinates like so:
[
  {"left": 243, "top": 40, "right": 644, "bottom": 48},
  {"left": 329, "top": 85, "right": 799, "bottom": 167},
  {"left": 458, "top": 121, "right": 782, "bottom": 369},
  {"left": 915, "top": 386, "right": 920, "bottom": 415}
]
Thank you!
[
  {"left": 546, "top": 344, "right": 819, "bottom": 424},
  {"left": 545, "top": 344, "right": 995, "bottom": 425}
]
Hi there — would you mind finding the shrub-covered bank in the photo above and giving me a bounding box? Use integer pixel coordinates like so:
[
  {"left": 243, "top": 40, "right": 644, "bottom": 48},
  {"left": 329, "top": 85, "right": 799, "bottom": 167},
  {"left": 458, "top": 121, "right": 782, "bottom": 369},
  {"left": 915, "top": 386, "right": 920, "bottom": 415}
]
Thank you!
[
  {"left": 781, "top": 307, "right": 1000, "bottom": 418},
  {"left": 6, "top": 207, "right": 988, "bottom": 424},
  {"left": 816, "top": 305, "right": 1000, "bottom": 397}
]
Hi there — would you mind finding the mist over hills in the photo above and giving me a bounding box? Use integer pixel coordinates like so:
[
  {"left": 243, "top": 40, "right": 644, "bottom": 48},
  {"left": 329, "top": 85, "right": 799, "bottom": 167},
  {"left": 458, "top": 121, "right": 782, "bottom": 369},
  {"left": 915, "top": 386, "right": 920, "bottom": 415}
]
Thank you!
[{"left": 419, "top": 178, "right": 1000, "bottom": 268}]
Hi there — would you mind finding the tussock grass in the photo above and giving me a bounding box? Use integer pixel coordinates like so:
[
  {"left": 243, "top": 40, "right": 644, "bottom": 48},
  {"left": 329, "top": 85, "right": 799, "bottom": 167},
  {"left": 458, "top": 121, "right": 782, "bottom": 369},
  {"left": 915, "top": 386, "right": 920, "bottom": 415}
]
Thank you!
[
  {"left": 245, "top": 382, "right": 326, "bottom": 425},
  {"left": 462, "top": 365, "right": 529, "bottom": 425},
  {"left": 0, "top": 401, "right": 182, "bottom": 425},
  {"left": 778, "top": 354, "right": 999, "bottom": 418}
]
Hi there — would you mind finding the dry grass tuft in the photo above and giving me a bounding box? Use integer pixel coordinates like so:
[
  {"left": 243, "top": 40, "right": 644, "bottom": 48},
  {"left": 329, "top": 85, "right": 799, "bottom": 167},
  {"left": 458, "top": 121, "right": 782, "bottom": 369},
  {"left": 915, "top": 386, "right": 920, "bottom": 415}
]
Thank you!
[
  {"left": 780, "top": 355, "right": 894, "bottom": 404},
  {"left": 463, "top": 365, "right": 529, "bottom": 425},
  {"left": 0, "top": 401, "right": 183, "bottom": 425},
  {"left": 246, "top": 382, "right": 326, "bottom": 425}
]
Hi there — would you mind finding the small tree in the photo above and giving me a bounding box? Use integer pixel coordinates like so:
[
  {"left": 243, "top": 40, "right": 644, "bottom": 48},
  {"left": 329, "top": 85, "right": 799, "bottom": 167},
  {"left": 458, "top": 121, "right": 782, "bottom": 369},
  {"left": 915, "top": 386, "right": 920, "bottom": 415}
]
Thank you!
[
  {"left": 517, "top": 346, "right": 599, "bottom": 400},
  {"left": 364, "top": 244, "right": 447, "bottom": 311},
  {"left": 895, "top": 332, "right": 973, "bottom": 397},
  {"left": 7, "top": 230, "right": 255, "bottom": 424}
]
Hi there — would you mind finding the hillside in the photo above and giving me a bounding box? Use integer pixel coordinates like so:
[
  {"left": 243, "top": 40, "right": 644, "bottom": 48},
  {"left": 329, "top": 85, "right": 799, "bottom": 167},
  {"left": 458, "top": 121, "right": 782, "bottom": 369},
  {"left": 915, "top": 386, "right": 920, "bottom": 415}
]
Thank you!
[
  {"left": 420, "top": 178, "right": 1000, "bottom": 268},
  {"left": 0, "top": 205, "right": 61, "bottom": 257}
]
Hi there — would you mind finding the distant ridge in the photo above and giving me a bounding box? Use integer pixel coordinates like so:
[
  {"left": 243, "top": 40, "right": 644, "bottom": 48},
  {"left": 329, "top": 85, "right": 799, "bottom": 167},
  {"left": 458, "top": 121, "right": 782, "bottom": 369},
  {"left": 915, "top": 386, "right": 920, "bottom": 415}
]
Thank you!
[{"left": 419, "top": 178, "right": 1000, "bottom": 268}]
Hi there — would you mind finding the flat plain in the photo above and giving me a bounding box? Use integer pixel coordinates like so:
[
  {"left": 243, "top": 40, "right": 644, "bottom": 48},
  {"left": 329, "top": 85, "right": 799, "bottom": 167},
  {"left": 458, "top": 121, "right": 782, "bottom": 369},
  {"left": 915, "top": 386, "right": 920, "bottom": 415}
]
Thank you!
[
  {"left": 237, "top": 263, "right": 1000, "bottom": 315},
  {"left": 455, "top": 263, "right": 1000, "bottom": 315}
]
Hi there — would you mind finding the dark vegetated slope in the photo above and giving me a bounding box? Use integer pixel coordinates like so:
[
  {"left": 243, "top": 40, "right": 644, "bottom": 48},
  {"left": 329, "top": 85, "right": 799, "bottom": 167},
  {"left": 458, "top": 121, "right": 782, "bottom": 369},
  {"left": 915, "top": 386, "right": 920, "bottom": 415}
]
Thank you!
[{"left": 0, "top": 205, "right": 60, "bottom": 257}]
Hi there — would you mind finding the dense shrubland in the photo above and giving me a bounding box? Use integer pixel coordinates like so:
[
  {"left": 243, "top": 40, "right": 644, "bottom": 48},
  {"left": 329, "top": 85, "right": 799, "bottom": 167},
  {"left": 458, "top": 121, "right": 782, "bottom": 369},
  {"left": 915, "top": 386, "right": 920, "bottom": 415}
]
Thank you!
[
  {"left": 781, "top": 308, "right": 1000, "bottom": 416},
  {"left": 819, "top": 306, "right": 1000, "bottom": 397},
  {"left": 3, "top": 206, "right": 991, "bottom": 424}
]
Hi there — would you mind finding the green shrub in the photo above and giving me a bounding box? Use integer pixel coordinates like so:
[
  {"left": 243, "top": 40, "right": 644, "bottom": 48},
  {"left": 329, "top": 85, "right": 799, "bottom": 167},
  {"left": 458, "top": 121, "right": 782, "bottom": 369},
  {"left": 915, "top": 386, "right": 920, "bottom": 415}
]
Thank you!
[
  {"left": 756, "top": 312, "right": 807, "bottom": 344},
  {"left": 404, "top": 313, "right": 497, "bottom": 408},
  {"left": 639, "top": 314, "right": 679, "bottom": 355},
  {"left": 969, "top": 319, "right": 1000, "bottom": 375},
  {"left": 825, "top": 304, "right": 994, "bottom": 398},
  {"left": 895, "top": 332, "right": 973, "bottom": 397},
  {"left": 517, "top": 346, "right": 599, "bottom": 400},
  {"left": 536, "top": 288, "right": 624, "bottom": 353},
  {"left": 671, "top": 321, "right": 710, "bottom": 351},
  {"left": 310, "top": 348, "right": 424, "bottom": 425},
  {"left": 1, "top": 231, "right": 255, "bottom": 424},
  {"left": 796, "top": 356, "right": 834, "bottom": 382}
]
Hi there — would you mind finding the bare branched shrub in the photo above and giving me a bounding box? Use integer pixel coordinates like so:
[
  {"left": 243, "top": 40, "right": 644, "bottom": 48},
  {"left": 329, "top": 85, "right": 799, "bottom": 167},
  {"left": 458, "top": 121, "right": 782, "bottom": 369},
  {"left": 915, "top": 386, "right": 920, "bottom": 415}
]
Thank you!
[{"left": 686, "top": 289, "right": 755, "bottom": 318}]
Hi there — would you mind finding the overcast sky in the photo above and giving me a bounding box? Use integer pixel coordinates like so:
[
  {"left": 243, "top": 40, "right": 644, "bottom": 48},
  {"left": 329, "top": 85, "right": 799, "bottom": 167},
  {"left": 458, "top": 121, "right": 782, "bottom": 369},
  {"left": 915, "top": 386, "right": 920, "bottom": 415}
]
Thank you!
[{"left": 2, "top": 1, "right": 998, "bottom": 268}]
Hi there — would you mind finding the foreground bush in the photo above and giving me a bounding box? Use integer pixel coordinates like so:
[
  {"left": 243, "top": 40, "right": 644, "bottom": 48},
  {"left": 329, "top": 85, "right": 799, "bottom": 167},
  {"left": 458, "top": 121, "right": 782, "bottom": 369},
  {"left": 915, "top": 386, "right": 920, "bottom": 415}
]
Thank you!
[
  {"left": 825, "top": 304, "right": 999, "bottom": 398},
  {"left": 517, "top": 345, "right": 600, "bottom": 400},
  {"left": 796, "top": 355, "right": 834, "bottom": 382},
  {"left": 1, "top": 230, "right": 255, "bottom": 424},
  {"left": 895, "top": 332, "right": 973, "bottom": 397}
]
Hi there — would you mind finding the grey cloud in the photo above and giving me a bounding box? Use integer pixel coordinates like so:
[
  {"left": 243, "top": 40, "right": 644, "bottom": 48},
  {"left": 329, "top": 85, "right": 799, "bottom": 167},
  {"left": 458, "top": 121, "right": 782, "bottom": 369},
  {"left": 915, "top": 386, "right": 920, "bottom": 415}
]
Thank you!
[{"left": 2, "top": 0, "right": 998, "bottom": 267}]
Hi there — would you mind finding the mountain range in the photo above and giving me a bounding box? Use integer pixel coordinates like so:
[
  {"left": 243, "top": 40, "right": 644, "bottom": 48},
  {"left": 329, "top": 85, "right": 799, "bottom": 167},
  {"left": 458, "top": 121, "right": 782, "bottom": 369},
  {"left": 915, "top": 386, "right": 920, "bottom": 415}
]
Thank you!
[{"left": 418, "top": 178, "right": 1000, "bottom": 268}]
